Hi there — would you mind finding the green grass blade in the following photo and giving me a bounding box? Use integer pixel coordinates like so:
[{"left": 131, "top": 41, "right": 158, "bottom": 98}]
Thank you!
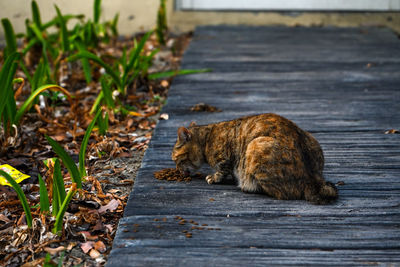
[
  {"left": 25, "top": 19, "right": 34, "bottom": 40},
  {"left": 74, "top": 41, "right": 92, "bottom": 83},
  {"left": 89, "top": 91, "right": 104, "bottom": 115},
  {"left": 1, "top": 18, "right": 18, "bottom": 58},
  {"left": 38, "top": 173, "right": 50, "bottom": 214},
  {"left": 45, "top": 135, "right": 82, "bottom": 189},
  {"left": 42, "top": 14, "right": 84, "bottom": 30},
  {"left": 148, "top": 68, "right": 212, "bottom": 80},
  {"left": 79, "top": 108, "right": 102, "bottom": 177},
  {"left": 111, "top": 13, "right": 119, "bottom": 37},
  {"left": 67, "top": 51, "right": 121, "bottom": 88},
  {"left": 30, "top": 22, "right": 45, "bottom": 43},
  {"left": 4, "top": 87, "right": 17, "bottom": 126},
  {"left": 52, "top": 177, "right": 59, "bottom": 216},
  {"left": 32, "top": 60, "right": 45, "bottom": 90},
  {"left": 121, "top": 30, "right": 153, "bottom": 89},
  {"left": 53, "top": 183, "right": 76, "bottom": 235},
  {"left": 31, "top": 0, "right": 42, "bottom": 30},
  {"left": 156, "top": 0, "right": 167, "bottom": 45},
  {"left": 0, "top": 170, "right": 32, "bottom": 228},
  {"left": 54, "top": 5, "right": 70, "bottom": 52},
  {"left": 97, "top": 110, "right": 109, "bottom": 136},
  {"left": 15, "top": 84, "right": 71, "bottom": 124},
  {"left": 94, "top": 0, "right": 101, "bottom": 24},
  {"left": 53, "top": 159, "right": 66, "bottom": 205},
  {"left": 100, "top": 76, "right": 115, "bottom": 108},
  {"left": 0, "top": 52, "right": 20, "bottom": 121}
]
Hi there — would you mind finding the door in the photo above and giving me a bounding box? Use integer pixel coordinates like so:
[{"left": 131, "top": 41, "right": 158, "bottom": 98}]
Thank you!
[{"left": 176, "top": 0, "right": 400, "bottom": 11}]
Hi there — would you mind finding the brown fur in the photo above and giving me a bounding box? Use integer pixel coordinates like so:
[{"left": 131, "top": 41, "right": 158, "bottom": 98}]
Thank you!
[{"left": 171, "top": 113, "right": 338, "bottom": 204}]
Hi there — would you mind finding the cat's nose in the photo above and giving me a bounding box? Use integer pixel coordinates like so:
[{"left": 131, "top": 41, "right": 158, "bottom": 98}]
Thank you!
[{"left": 184, "top": 170, "right": 190, "bottom": 176}]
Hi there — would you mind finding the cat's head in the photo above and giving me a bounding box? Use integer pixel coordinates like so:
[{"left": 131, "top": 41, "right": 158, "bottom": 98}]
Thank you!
[{"left": 171, "top": 124, "right": 203, "bottom": 175}]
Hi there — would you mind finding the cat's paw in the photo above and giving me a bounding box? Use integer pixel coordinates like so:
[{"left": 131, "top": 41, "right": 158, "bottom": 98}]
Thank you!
[
  {"left": 206, "top": 172, "right": 223, "bottom": 184},
  {"left": 206, "top": 174, "right": 215, "bottom": 184}
]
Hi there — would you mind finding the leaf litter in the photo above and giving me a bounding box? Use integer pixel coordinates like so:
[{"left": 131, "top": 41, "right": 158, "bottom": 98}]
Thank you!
[{"left": 0, "top": 31, "right": 192, "bottom": 266}]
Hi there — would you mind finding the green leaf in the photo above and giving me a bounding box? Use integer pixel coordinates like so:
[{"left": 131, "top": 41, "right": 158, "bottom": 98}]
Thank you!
[
  {"left": 100, "top": 76, "right": 115, "bottom": 108},
  {"left": 0, "top": 52, "right": 20, "bottom": 124},
  {"left": 53, "top": 159, "right": 66, "bottom": 207},
  {"left": 54, "top": 5, "right": 70, "bottom": 52},
  {"left": 31, "top": 0, "right": 42, "bottom": 31},
  {"left": 42, "top": 14, "right": 84, "bottom": 31},
  {"left": 38, "top": 174, "right": 50, "bottom": 214},
  {"left": 74, "top": 40, "right": 92, "bottom": 83},
  {"left": 97, "top": 110, "right": 109, "bottom": 136},
  {"left": 52, "top": 179, "right": 59, "bottom": 217},
  {"left": 45, "top": 135, "right": 82, "bottom": 189},
  {"left": 110, "top": 13, "right": 119, "bottom": 37},
  {"left": 0, "top": 170, "right": 32, "bottom": 228},
  {"left": 67, "top": 51, "right": 121, "bottom": 88},
  {"left": 148, "top": 68, "right": 212, "bottom": 80},
  {"left": 32, "top": 60, "right": 46, "bottom": 90},
  {"left": 15, "top": 84, "right": 71, "bottom": 124},
  {"left": 1, "top": 18, "right": 18, "bottom": 58},
  {"left": 121, "top": 30, "right": 153, "bottom": 89},
  {"left": 89, "top": 91, "right": 104, "bottom": 115},
  {"left": 94, "top": 0, "right": 101, "bottom": 24},
  {"left": 156, "top": 0, "right": 167, "bottom": 45},
  {"left": 53, "top": 183, "right": 76, "bottom": 235},
  {"left": 79, "top": 108, "right": 102, "bottom": 177}
]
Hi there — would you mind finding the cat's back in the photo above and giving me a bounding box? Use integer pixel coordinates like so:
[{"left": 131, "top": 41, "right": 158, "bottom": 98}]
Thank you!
[{"left": 234, "top": 113, "right": 303, "bottom": 142}]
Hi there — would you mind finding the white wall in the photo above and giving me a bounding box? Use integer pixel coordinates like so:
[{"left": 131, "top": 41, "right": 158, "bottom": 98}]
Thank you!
[{"left": 0, "top": 0, "right": 160, "bottom": 37}]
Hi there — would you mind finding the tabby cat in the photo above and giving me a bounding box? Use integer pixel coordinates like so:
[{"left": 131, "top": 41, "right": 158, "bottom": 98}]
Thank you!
[{"left": 171, "top": 113, "right": 338, "bottom": 204}]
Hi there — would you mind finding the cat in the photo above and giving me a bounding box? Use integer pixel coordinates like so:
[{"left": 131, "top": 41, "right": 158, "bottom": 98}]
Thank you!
[{"left": 171, "top": 113, "right": 338, "bottom": 204}]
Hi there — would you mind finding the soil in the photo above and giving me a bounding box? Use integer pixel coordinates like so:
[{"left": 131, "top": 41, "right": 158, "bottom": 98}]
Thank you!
[{"left": 0, "top": 32, "right": 192, "bottom": 266}]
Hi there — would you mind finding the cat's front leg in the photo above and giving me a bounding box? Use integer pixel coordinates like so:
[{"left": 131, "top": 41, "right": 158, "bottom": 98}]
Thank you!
[
  {"left": 206, "top": 172, "right": 224, "bottom": 184},
  {"left": 205, "top": 160, "right": 231, "bottom": 184}
]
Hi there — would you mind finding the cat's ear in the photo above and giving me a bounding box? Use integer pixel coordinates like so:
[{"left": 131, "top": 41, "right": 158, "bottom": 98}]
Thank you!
[
  {"left": 189, "top": 121, "right": 197, "bottom": 127},
  {"left": 177, "top": 127, "right": 191, "bottom": 142}
]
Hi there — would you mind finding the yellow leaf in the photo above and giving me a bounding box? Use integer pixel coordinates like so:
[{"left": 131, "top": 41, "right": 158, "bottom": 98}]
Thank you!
[
  {"left": 0, "top": 164, "right": 30, "bottom": 186},
  {"left": 129, "top": 111, "right": 144, "bottom": 117}
]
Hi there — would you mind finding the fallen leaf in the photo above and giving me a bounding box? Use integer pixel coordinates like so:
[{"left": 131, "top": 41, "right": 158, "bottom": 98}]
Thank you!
[
  {"left": 160, "top": 80, "right": 169, "bottom": 87},
  {"left": 160, "top": 113, "right": 169, "bottom": 120},
  {"left": 94, "top": 240, "right": 107, "bottom": 253},
  {"left": 385, "top": 129, "right": 399, "bottom": 134},
  {"left": 98, "top": 199, "right": 121, "bottom": 214},
  {"left": 104, "top": 224, "right": 113, "bottom": 233},
  {"left": 81, "top": 241, "right": 94, "bottom": 254},
  {"left": 89, "top": 248, "right": 101, "bottom": 259},
  {"left": 129, "top": 111, "right": 144, "bottom": 117},
  {"left": 44, "top": 246, "right": 65, "bottom": 255},
  {"left": 80, "top": 231, "right": 99, "bottom": 241},
  {"left": 108, "top": 189, "right": 121, "bottom": 194},
  {"left": 67, "top": 242, "right": 77, "bottom": 250},
  {"left": 0, "top": 214, "right": 12, "bottom": 223},
  {"left": 21, "top": 258, "right": 45, "bottom": 267}
]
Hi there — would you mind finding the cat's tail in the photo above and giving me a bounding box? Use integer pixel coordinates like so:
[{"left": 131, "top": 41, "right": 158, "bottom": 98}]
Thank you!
[{"left": 306, "top": 180, "right": 338, "bottom": 205}]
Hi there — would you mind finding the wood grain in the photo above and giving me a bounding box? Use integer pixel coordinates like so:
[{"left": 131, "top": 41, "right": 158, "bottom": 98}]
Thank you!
[{"left": 107, "top": 26, "right": 400, "bottom": 266}]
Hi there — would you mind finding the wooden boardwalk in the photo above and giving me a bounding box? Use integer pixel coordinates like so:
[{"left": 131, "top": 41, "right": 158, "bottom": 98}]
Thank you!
[{"left": 107, "top": 26, "right": 400, "bottom": 266}]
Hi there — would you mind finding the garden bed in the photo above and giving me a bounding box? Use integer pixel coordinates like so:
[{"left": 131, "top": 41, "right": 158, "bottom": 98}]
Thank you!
[{"left": 0, "top": 0, "right": 193, "bottom": 265}]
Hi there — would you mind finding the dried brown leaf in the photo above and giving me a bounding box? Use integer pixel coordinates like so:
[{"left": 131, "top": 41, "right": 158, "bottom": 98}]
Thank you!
[
  {"left": 385, "top": 129, "right": 399, "bottom": 134},
  {"left": 94, "top": 240, "right": 106, "bottom": 253},
  {"left": 98, "top": 199, "right": 121, "bottom": 214},
  {"left": 44, "top": 246, "right": 65, "bottom": 255},
  {"left": 159, "top": 113, "right": 169, "bottom": 120},
  {"left": 89, "top": 248, "right": 101, "bottom": 259},
  {"left": 81, "top": 241, "right": 94, "bottom": 254}
]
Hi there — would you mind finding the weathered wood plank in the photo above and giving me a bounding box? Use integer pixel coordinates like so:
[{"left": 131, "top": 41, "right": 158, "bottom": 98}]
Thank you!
[
  {"left": 108, "top": 248, "right": 400, "bottom": 267},
  {"left": 107, "top": 26, "right": 400, "bottom": 266}
]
